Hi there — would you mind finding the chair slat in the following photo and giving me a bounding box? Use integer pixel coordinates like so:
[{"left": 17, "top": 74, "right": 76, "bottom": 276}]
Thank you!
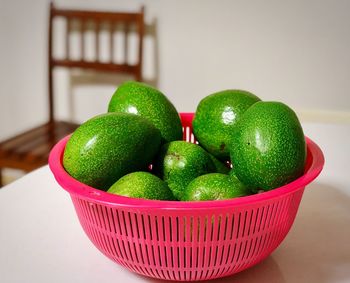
[
  {"left": 0, "top": 121, "right": 77, "bottom": 157},
  {"left": 81, "top": 19, "right": 85, "bottom": 61},
  {"left": 24, "top": 143, "right": 53, "bottom": 162},
  {"left": 0, "top": 157, "right": 47, "bottom": 172},
  {"left": 14, "top": 122, "right": 78, "bottom": 156},
  {"left": 53, "top": 8, "right": 142, "bottom": 22},
  {"left": 110, "top": 21, "right": 114, "bottom": 63},
  {"left": 66, "top": 17, "right": 71, "bottom": 59},
  {"left": 52, "top": 59, "right": 137, "bottom": 73},
  {"left": 124, "top": 23, "right": 128, "bottom": 65},
  {"left": 24, "top": 122, "right": 78, "bottom": 162},
  {"left": 0, "top": 124, "right": 51, "bottom": 154},
  {"left": 95, "top": 20, "right": 100, "bottom": 62}
]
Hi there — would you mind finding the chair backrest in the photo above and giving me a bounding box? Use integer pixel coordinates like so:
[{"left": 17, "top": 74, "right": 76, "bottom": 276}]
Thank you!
[{"left": 48, "top": 2, "right": 144, "bottom": 123}]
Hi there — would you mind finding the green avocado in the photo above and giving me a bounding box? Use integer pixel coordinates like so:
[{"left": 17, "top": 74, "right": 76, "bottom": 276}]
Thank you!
[
  {"left": 182, "top": 173, "right": 250, "bottom": 201},
  {"left": 63, "top": 113, "right": 161, "bottom": 191},
  {"left": 208, "top": 153, "right": 230, "bottom": 174},
  {"left": 230, "top": 101, "right": 306, "bottom": 191},
  {"left": 152, "top": 141, "right": 216, "bottom": 200},
  {"left": 193, "top": 89, "right": 261, "bottom": 160},
  {"left": 108, "top": 81, "right": 183, "bottom": 144},
  {"left": 228, "top": 168, "right": 235, "bottom": 177},
  {"left": 107, "top": 172, "right": 175, "bottom": 200}
]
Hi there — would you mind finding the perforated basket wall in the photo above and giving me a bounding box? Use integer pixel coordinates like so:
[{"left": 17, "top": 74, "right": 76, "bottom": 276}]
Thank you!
[{"left": 49, "top": 113, "right": 324, "bottom": 281}]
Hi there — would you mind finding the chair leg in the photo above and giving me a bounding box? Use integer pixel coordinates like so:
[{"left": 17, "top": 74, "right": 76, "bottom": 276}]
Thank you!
[{"left": 0, "top": 168, "right": 3, "bottom": 187}]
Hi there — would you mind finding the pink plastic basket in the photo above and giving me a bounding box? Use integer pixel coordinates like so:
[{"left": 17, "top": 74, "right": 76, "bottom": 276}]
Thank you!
[{"left": 49, "top": 113, "right": 324, "bottom": 281}]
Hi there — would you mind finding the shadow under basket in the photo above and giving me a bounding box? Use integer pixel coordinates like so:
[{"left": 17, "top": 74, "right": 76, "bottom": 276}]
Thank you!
[{"left": 48, "top": 113, "right": 324, "bottom": 281}]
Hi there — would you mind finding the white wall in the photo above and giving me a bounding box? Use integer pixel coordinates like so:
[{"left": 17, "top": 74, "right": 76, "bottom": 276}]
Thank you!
[{"left": 1, "top": 0, "right": 350, "bottom": 140}]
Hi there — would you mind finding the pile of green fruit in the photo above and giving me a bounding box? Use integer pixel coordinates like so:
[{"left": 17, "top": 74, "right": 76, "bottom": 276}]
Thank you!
[{"left": 63, "top": 81, "right": 306, "bottom": 201}]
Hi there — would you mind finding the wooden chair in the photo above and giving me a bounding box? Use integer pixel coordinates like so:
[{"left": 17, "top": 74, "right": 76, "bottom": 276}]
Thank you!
[{"left": 0, "top": 2, "right": 145, "bottom": 186}]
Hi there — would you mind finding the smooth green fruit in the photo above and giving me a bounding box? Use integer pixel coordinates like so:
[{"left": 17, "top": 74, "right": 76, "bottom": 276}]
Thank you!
[
  {"left": 63, "top": 113, "right": 161, "bottom": 191},
  {"left": 193, "top": 89, "right": 261, "bottom": 160},
  {"left": 107, "top": 172, "right": 175, "bottom": 200},
  {"left": 108, "top": 81, "right": 183, "bottom": 143},
  {"left": 182, "top": 173, "right": 250, "bottom": 201},
  {"left": 153, "top": 141, "right": 216, "bottom": 200},
  {"left": 230, "top": 101, "right": 306, "bottom": 191}
]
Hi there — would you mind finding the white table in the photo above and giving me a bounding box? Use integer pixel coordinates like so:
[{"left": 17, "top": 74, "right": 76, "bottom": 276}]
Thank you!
[{"left": 1, "top": 122, "right": 350, "bottom": 283}]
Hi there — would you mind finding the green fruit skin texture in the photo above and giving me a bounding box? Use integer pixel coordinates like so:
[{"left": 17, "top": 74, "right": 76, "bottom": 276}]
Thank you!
[
  {"left": 63, "top": 113, "right": 161, "bottom": 191},
  {"left": 193, "top": 89, "right": 261, "bottom": 160},
  {"left": 208, "top": 153, "right": 230, "bottom": 174},
  {"left": 108, "top": 81, "right": 183, "bottom": 144},
  {"left": 182, "top": 173, "right": 250, "bottom": 201},
  {"left": 107, "top": 172, "right": 175, "bottom": 200},
  {"left": 153, "top": 141, "right": 216, "bottom": 200},
  {"left": 229, "top": 169, "right": 254, "bottom": 194},
  {"left": 228, "top": 168, "right": 235, "bottom": 177},
  {"left": 230, "top": 101, "right": 306, "bottom": 191}
]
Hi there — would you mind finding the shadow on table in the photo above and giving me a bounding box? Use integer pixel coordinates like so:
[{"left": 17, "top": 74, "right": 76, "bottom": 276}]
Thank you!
[
  {"left": 211, "top": 256, "right": 285, "bottom": 283},
  {"left": 139, "top": 255, "right": 284, "bottom": 283},
  {"left": 273, "top": 182, "right": 350, "bottom": 283}
]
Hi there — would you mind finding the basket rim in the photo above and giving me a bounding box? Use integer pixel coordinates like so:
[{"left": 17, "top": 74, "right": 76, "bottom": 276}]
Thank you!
[{"left": 48, "top": 114, "right": 324, "bottom": 209}]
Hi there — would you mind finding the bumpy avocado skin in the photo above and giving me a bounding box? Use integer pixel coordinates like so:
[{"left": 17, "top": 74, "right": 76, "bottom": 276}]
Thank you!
[
  {"left": 230, "top": 101, "right": 306, "bottom": 191},
  {"left": 63, "top": 113, "right": 161, "bottom": 191},
  {"left": 153, "top": 141, "right": 216, "bottom": 200},
  {"left": 182, "top": 173, "right": 250, "bottom": 201},
  {"left": 193, "top": 89, "right": 261, "bottom": 160},
  {"left": 208, "top": 153, "right": 230, "bottom": 174},
  {"left": 108, "top": 81, "right": 183, "bottom": 144},
  {"left": 107, "top": 172, "right": 175, "bottom": 200},
  {"left": 228, "top": 168, "right": 236, "bottom": 177}
]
